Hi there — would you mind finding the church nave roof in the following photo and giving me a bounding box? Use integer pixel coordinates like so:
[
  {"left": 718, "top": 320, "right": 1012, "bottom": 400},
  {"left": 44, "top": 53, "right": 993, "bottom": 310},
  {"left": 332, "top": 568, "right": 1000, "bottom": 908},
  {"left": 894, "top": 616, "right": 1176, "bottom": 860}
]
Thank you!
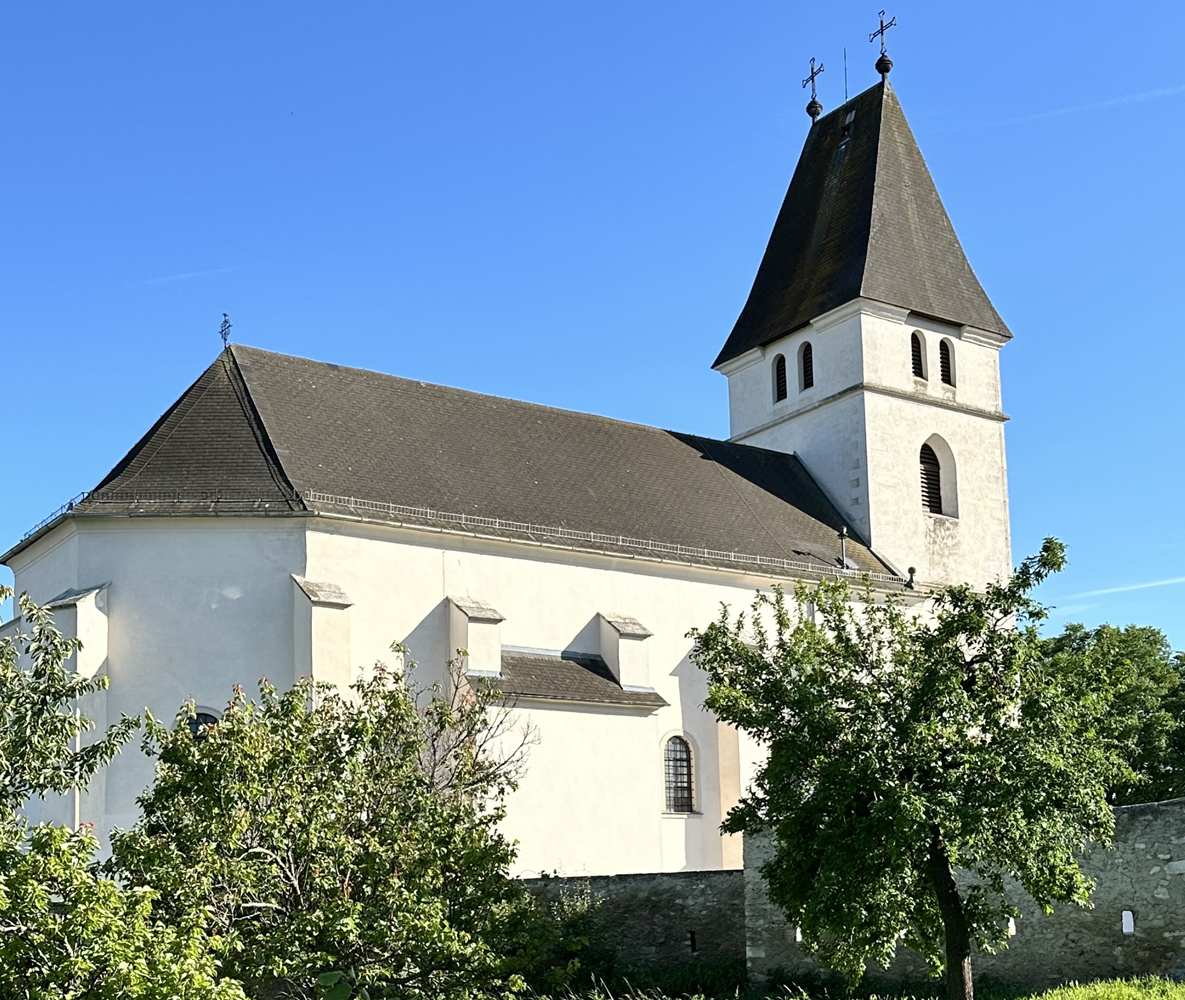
[{"left": 9, "top": 345, "right": 896, "bottom": 582}]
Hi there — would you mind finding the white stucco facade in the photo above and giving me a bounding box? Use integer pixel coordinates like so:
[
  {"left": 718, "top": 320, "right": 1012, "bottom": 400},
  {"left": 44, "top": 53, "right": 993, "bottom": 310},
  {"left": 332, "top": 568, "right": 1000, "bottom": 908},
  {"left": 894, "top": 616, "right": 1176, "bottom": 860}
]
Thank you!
[
  {"left": 5, "top": 512, "right": 790, "bottom": 875},
  {"left": 719, "top": 298, "right": 1012, "bottom": 588}
]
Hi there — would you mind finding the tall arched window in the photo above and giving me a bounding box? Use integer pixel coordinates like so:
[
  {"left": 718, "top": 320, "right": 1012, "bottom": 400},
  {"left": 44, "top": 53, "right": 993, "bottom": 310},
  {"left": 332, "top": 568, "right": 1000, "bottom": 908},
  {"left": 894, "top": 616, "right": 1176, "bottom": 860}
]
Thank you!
[
  {"left": 664, "top": 736, "right": 694, "bottom": 813},
  {"left": 911, "top": 332, "right": 926, "bottom": 379},
  {"left": 920, "top": 444, "right": 943, "bottom": 514},
  {"left": 799, "top": 342, "right": 814, "bottom": 390},
  {"left": 773, "top": 354, "right": 787, "bottom": 402},
  {"left": 188, "top": 710, "right": 220, "bottom": 742},
  {"left": 939, "top": 339, "right": 955, "bottom": 386}
]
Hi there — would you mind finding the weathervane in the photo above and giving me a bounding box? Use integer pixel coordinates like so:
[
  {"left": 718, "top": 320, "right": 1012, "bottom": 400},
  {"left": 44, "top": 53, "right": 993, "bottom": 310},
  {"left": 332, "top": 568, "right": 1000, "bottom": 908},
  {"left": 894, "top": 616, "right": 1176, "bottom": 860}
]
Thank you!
[
  {"left": 869, "top": 9, "right": 897, "bottom": 78},
  {"left": 220, "top": 313, "right": 232, "bottom": 348},
  {"left": 802, "top": 56, "right": 825, "bottom": 122}
]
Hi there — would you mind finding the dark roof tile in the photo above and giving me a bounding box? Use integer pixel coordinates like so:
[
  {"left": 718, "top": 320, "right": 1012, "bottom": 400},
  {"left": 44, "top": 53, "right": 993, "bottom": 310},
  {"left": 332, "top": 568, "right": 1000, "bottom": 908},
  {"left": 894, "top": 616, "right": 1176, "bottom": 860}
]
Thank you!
[{"left": 715, "top": 81, "right": 1009, "bottom": 368}]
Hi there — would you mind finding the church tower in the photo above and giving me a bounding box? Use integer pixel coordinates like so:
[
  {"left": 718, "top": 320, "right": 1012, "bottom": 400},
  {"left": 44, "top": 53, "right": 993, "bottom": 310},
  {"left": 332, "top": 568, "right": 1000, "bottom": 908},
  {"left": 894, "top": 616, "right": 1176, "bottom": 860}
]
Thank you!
[{"left": 714, "top": 68, "right": 1012, "bottom": 588}]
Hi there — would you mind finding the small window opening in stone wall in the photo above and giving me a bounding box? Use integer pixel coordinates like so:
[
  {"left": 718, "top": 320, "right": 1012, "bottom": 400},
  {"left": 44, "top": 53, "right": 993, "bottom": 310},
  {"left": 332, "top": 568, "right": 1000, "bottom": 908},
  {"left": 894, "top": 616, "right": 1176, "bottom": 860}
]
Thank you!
[
  {"left": 920, "top": 444, "right": 943, "bottom": 514},
  {"left": 664, "top": 736, "right": 694, "bottom": 813},
  {"left": 911, "top": 332, "right": 926, "bottom": 379},
  {"left": 773, "top": 354, "right": 788, "bottom": 402},
  {"left": 1122, "top": 910, "right": 1135, "bottom": 935},
  {"left": 939, "top": 338, "right": 955, "bottom": 386},
  {"left": 688, "top": 930, "right": 698, "bottom": 953}
]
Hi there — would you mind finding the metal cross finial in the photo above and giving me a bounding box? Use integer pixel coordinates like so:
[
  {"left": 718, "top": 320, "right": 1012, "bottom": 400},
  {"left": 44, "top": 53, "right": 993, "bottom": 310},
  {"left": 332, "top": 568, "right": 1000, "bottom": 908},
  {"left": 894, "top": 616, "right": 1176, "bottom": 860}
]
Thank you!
[
  {"left": 869, "top": 10, "right": 897, "bottom": 55},
  {"left": 802, "top": 56, "right": 825, "bottom": 101},
  {"left": 220, "top": 313, "right": 232, "bottom": 348}
]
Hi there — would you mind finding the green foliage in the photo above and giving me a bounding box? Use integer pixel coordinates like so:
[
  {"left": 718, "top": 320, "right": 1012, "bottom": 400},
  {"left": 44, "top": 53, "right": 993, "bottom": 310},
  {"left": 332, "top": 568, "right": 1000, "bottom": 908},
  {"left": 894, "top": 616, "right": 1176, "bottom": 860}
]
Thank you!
[
  {"left": 690, "top": 540, "right": 1135, "bottom": 994},
  {"left": 111, "top": 655, "right": 543, "bottom": 1000},
  {"left": 613, "top": 959, "right": 749, "bottom": 998},
  {"left": 1042, "top": 624, "right": 1185, "bottom": 805},
  {"left": 0, "top": 819, "right": 244, "bottom": 999},
  {"left": 0, "top": 589, "right": 137, "bottom": 813},
  {"left": 0, "top": 586, "right": 240, "bottom": 999},
  {"left": 526, "top": 879, "right": 616, "bottom": 993}
]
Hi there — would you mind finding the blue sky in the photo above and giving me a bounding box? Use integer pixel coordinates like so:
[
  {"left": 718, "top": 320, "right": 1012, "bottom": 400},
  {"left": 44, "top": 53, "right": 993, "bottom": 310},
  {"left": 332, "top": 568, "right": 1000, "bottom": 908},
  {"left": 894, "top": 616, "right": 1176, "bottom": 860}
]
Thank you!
[{"left": 2, "top": 1, "right": 1183, "bottom": 646}]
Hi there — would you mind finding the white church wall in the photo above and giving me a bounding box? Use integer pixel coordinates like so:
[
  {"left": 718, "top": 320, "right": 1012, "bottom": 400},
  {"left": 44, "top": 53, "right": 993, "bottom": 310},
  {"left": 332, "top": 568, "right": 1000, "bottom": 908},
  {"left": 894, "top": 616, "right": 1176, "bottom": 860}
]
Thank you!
[
  {"left": 303, "top": 518, "right": 782, "bottom": 875},
  {"left": 863, "top": 391, "right": 1012, "bottom": 588},
  {"left": 722, "top": 308, "right": 865, "bottom": 442},
  {"left": 10, "top": 517, "right": 308, "bottom": 846},
  {"left": 735, "top": 393, "right": 871, "bottom": 548}
]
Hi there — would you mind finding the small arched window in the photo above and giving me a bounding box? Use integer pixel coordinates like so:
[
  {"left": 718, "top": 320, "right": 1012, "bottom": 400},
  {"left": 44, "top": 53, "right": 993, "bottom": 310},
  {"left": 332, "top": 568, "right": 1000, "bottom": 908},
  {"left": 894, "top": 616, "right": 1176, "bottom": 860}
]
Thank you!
[
  {"left": 799, "top": 342, "right": 814, "bottom": 391},
  {"left": 188, "top": 711, "right": 219, "bottom": 742},
  {"left": 920, "top": 444, "right": 943, "bottom": 514},
  {"left": 773, "top": 354, "right": 787, "bottom": 402},
  {"left": 939, "top": 339, "right": 955, "bottom": 386},
  {"left": 911, "top": 332, "right": 926, "bottom": 379},
  {"left": 664, "top": 736, "right": 694, "bottom": 813}
]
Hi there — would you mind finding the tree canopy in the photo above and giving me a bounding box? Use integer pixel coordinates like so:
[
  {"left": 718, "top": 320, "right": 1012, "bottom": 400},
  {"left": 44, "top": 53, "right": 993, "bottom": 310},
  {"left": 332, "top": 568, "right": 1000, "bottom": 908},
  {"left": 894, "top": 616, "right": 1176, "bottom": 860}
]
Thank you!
[
  {"left": 0, "top": 586, "right": 241, "bottom": 1000},
  {"left": 110, "top": 656, "right": 544, "bottom": 1000},
  {"left": 691, "top": 540, "right": 1148, "bottom": 1000}
]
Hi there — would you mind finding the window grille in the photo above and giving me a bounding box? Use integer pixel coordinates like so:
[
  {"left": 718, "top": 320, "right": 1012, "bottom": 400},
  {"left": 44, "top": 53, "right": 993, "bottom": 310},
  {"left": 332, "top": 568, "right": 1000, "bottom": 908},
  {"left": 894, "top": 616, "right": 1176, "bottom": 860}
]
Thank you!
[
  {"left": 188, "top": 711, "right": 219, "bottom": 742},
  {"left": 920, "top": 444, "right": 942, "bottom": 514},
  {"left": 774, "top": 355, "right": 787, "bottom": 401},
  {"left": 911, "top": 333, "right": 925, "bottom": 379},
  {"left": 800, "top": 342, "right": 814, "bottom": 390},
  {"left": 664, "top": 736, "right": 694, "bottom": 812},
  {"left": 939, "top": 340, "right": 954, "bottom": 385}
]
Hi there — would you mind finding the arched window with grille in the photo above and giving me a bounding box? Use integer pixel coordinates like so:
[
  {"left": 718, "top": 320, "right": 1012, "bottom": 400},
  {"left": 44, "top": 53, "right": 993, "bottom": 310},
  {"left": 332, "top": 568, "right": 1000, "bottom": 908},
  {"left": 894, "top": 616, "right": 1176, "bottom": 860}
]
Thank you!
[
  {"left": 920, "top": 443, "right": 943, "bottom": 514},
  {"left": 664, "top": 736, "right": 694, "bottom": 813},
  {"left": 799, "top": 341, "right": 814, "bottom": 391},
  {"left": 939, "top": 339, "right": 955, "bottom": 386},
  {"left": 773, "top": 354, "right": 787, "bottom": 402},
  {"left": 911, "top": 332, "right": 926, "bottom": 379}
]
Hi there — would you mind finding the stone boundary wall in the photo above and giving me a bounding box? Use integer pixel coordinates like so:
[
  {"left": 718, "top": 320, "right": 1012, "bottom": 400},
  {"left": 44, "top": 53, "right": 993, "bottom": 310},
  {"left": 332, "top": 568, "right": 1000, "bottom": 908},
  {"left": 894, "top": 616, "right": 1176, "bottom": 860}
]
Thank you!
[
  {"left": 524, "top": 869, "right": 746, "bottom": 969},
  {"left": 744, "top": 798, "right": 1185, "bottom": 989}
]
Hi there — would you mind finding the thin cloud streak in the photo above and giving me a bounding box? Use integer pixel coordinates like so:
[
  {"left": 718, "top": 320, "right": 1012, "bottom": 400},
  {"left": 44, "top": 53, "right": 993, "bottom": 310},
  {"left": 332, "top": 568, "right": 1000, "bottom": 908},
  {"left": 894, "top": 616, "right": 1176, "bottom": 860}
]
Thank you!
[
  {"left": 1062, "top": 576, "right": 1185, "bottom": 599},
  {"left": 928, "top": 82, "right": 1185, "bottom": 132},
  {"left": 994, "top": 82, "right": 1185, "bottom": 126},
  {"left": 136, "top": 265, "right": 243, "bottom": 286}
]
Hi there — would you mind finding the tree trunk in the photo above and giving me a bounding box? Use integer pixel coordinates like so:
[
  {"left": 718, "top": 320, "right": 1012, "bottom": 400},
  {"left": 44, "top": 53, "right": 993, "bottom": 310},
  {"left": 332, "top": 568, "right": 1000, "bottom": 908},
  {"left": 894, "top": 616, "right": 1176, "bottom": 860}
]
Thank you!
[{"left": 928, "top": 827, "right": 973, "bottom": 1000}]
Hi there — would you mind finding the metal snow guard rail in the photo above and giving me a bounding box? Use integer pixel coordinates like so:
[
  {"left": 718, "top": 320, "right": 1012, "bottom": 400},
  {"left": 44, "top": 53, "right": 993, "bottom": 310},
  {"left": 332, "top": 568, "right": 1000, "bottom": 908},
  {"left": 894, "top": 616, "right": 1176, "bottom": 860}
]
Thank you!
[
  {"left": 302, "top": 490, "right": 905, "bottom": 586},
  {"left": 20, "top": 493, "right": 89, "bottom": 541}
]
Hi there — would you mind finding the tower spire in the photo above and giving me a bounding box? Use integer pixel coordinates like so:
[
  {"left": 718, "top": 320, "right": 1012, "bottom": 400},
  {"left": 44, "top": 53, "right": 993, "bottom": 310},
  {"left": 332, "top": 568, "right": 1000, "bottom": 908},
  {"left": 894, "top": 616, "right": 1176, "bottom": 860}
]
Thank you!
[
  {"left": 802, "top": 57, "right": 825, "bottom": 122},
  {"left": 869, "top": 10, "right": 897, "bottom": 79}
]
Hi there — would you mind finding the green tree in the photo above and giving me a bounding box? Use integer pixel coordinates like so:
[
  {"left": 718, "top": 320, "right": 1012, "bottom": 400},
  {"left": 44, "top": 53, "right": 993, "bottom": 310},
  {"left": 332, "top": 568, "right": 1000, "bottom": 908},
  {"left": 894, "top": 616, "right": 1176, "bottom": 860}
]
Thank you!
[
  {"left": 1043, "top": 623, "right": 1185, "bottom": 804},
  {"left": 691, "top": 540, "right": 1134, "bottom": 1000},
  {"left": 0, "top": 587, "right": 242, "bottom": 999},
  {"left": 111, "top": 654, "right": 543, "bottom": 1000}
]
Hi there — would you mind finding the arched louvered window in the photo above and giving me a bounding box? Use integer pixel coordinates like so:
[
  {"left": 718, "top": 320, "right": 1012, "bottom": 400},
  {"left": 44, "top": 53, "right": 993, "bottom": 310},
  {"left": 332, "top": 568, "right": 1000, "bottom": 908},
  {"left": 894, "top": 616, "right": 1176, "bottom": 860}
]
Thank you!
[
  {"left": 799, "top": 342, "right": 814, "bottom": 390},
  {"left": 920, "top": 443, "right": 943, "bottom": 514},
  {"left": 664, "top": 736, "right": 694, "bottom": 813},
  {"left": 939, "top": 339, "right": 955, "bottom": 386},
  {"left": 773, "top": 354, "right": 787, "bottom": 402},
  {"left": 911, "top": 332, "right": 926, "bottom": 379}
]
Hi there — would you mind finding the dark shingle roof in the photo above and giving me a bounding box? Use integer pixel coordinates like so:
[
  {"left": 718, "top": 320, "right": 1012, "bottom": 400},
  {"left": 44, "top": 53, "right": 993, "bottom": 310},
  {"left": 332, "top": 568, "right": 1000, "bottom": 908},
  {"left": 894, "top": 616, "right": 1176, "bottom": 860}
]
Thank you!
[
  {"left": 715, "top": 80, "right": 1010, "bottom": 369},
  {"left": 19, "top": 345, "right": 896, "bottom": 579},
  {"left": 491, "top": 650, "right": 667, "bottom": 710}
]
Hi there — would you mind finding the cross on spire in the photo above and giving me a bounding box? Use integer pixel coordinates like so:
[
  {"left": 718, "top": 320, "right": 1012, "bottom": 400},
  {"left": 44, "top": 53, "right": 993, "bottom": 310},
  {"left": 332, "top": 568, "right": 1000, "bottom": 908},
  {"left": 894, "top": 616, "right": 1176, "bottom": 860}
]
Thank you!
[
  {"left": 869, "top": 10, "right": 897, "bottom": 54},
  {"left": 869, "top": 10, "right": 897, "bottom": 78},
  {"left": 802, "top": 57, "right": 825, "bottom": 122}
]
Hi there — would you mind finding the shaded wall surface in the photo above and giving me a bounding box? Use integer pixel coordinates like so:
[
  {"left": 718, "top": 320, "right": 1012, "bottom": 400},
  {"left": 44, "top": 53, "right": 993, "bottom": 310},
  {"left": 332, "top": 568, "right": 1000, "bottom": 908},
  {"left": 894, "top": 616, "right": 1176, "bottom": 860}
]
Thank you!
[
  {"left": 744, "top": 799, "right": 1185, "bottom": 989},
  {"left": 525, "top": 870, "right": 745, "bottom": 969}
]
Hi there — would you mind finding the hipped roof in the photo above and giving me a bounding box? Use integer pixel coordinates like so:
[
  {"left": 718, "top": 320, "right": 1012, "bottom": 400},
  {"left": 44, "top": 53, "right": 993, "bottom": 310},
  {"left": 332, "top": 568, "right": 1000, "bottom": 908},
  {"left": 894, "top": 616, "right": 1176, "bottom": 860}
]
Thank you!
[
  {"left": 9, "top": 346, "right": 895, "bottom": 580},
  {"left": 715, "top": 80, "right": 1010, "bottom": 368}
]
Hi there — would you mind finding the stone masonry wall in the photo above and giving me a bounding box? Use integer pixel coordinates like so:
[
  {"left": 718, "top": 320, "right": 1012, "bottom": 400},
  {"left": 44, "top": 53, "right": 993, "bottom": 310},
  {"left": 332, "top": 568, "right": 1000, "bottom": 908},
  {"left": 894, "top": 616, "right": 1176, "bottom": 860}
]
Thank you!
[
  {"left": 525, "top": 869, "right": 746, "bottom": 969},
  {"left": 744, "top": 798, "right": 1185, "bottom": 989}
]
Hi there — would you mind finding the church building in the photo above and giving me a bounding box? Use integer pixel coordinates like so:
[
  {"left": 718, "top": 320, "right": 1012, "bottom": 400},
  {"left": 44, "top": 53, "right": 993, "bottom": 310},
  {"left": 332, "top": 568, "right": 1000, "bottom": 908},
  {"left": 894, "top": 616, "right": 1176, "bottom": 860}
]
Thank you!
[{"left": 2, "top": 64, "right": 1013, "bottom": 876}]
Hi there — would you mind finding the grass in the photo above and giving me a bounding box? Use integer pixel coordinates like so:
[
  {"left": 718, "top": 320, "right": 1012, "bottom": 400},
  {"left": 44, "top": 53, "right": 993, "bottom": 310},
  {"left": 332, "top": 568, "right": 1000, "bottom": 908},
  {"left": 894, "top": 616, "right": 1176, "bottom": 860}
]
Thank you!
[{"left": 558, "top": 976, "right": 1185, "bottom": 1000}]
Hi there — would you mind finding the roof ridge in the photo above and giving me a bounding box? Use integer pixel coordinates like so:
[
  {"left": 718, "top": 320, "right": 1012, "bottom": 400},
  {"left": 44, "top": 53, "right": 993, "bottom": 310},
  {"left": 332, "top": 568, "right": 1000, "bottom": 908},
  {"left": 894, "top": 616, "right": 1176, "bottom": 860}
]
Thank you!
[
  {"left": 229, "top": 343, "right": 786, "bottom": 459},
  {"left": 221, "top": 349, "right": 304, "bottom": 505}
]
